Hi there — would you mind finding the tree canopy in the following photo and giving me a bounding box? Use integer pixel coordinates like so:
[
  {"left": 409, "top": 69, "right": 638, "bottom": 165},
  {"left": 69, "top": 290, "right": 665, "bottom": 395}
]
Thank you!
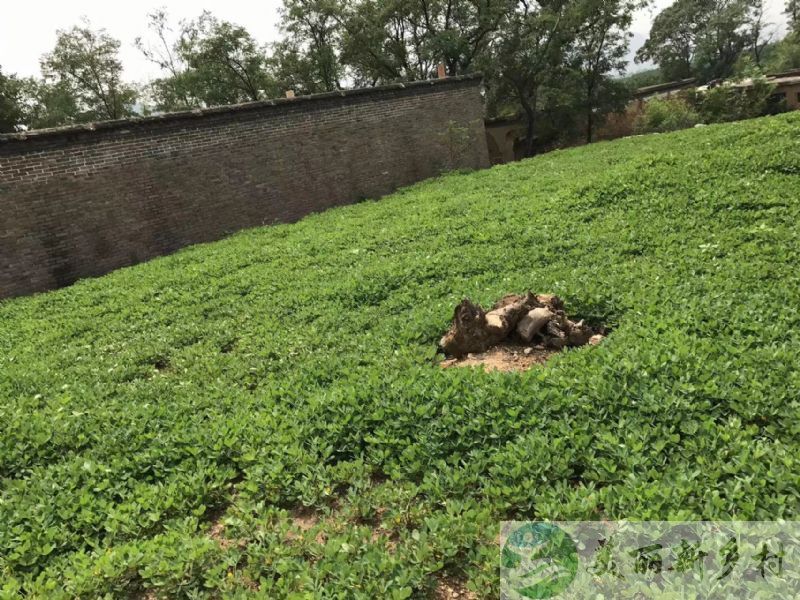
[
  {"left": 3, "top": 1, "right": 797, "bottom": 153},
  {"left": 39, "top": 21, "right": 137, "bottom": 122},
  {"left": 637, "top": 0, "right": 774, "bottom": 83},
  {"left": 788, "top": 0, "right": 799, "bottom": 31},
  {"left": 0, "top": 66, "right": 25, "bottom": 132},
  {"left": 137, "top": 11, "right": 280, "bottom": 110}
]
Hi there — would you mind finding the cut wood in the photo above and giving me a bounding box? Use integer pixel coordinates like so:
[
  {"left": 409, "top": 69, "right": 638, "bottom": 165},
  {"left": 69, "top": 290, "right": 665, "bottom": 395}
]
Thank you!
[
  {"left": 589, "top": 334, "right": 605, "bottom": 346},
  {"left": 439, "top": 299, "right": 504, "bottom": 358},
  {"left": 516, "top": 308, "right": 554, "bottom": 342},
  {"left": 439, "top": 292, "right": 604, "bottom": 362},
  {"left": 567, "top": 319, "right": 593, "bottom": 347},
  {"left": 485, "top": 294, "right": 535, "bottom": 337},
  {"left": 536, "top": 294, "right": 564, "bottom": 311}
]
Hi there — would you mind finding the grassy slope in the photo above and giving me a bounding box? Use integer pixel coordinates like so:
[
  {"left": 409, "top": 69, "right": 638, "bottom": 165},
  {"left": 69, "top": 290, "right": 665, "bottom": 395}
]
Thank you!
[{"left": 2, "top": 114, "right": 800, "bottom": 597}]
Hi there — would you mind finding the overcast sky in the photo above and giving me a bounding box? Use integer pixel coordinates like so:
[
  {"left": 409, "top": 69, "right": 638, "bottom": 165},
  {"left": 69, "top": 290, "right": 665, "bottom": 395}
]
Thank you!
[{"left": 0, "top": 0, "right": 790, "bottom": 83}]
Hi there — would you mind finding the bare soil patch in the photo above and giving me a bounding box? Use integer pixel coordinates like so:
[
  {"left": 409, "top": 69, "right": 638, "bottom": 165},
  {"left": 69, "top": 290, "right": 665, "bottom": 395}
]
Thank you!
[
  {"left": 287, "top": 506, "right": 330, "bottom": 545},
  {"left": 433, "top": 575, "right": 477, "bottom": 600},
  {"left": 441, "top": 342, "right": 557, "bottom": 372},
  {"left": 208, "top": 514, "right": 245, "bottom": 551},
  {"left": 290, "top": 506, "right": 320, "bottom": 532}
]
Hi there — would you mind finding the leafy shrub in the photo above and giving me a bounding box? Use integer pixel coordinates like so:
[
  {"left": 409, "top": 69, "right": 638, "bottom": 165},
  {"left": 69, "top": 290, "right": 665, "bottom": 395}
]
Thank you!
[
  {"left": 633, "top": 97, "right": 700, "bottom": 134},
  {"left": 688, "top": 77, "right": 779, "bottom": 124}
]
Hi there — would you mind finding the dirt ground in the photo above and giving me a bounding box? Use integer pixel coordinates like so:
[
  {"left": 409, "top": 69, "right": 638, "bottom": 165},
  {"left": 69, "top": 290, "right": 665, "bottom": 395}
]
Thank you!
[{"left": 440, "top": 342, "right": 558, "bottom": 372}]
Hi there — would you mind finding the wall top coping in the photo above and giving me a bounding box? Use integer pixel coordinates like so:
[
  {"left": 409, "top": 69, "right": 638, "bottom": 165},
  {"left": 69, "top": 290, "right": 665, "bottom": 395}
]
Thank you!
[{"left": 0, "top": 74, "right": 484, "bottom": 145}]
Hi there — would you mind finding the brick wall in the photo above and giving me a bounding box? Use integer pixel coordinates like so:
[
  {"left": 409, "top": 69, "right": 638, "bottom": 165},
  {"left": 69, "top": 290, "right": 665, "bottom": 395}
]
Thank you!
[{"left": 0, "top": 75, "right": 488, "bottom": 299}]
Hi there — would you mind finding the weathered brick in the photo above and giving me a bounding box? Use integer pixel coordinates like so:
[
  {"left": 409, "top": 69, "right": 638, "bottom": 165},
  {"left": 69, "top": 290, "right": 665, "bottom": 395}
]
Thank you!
[{"left": 0, "top": 76, "right": 488, "bottom": 299}]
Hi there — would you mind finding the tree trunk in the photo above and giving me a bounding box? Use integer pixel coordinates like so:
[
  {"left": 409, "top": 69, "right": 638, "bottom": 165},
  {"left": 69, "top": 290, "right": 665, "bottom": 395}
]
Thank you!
[
  {"left": 586, "top": 80, "right": 595, "bottom": 144},
  {"left": 521, "top": 93, "right": 537, "bottom": 158}
]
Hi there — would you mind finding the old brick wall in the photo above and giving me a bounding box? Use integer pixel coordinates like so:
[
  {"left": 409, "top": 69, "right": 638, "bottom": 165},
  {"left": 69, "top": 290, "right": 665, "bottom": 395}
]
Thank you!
[{"left": 0, "top": 75, "right": 488, "bottom": 299}]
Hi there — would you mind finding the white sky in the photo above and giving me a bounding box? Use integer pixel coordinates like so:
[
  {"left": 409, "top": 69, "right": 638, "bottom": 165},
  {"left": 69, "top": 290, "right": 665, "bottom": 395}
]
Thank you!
[{"left": 0, "top": 0, "right": 790, "bottom": 83}]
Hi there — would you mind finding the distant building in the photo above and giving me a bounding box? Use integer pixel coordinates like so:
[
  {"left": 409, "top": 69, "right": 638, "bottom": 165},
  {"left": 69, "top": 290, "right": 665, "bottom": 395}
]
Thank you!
[
  {"left": 633, "top": 78, "right": 698, "bottom": 105},
  {"left": 698, "top": 69, "right": 800, "bottom": 111},
  {"left": 768, "top": 70, "right": 800, "bottom": 109}
]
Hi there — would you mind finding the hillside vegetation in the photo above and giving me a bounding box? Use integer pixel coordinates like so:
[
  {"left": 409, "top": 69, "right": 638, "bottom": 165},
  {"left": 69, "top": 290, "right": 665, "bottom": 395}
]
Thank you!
[{"left": 2, "top": 114, "right": 800, "bottom": 597}]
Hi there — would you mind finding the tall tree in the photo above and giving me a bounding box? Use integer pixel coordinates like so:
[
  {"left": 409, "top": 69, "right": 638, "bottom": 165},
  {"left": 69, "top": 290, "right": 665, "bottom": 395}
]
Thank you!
[
  {"left": 18, "top": 77, "right": 81, "bottom": 129},
  {"left": 137, "top": 11, "right": 278, "bottom": 109},
  {"left": 41, "top": 21, "right": 137, "bottom": 121},
  {"left": 402, "top": 0, "right": 508, "bottom": 76},
  {"left": 278, "top": 0, "right": 344, "bottom": 92},
  {"left": 746, "top": 0, "right": 771, "bottom": 67},
  {"left": 331, "top": 0, "right": 508, "bottom": 86},
  {"left": 788, "top": 0, "right": 799, "bottom": 32},
  {"left": 178, "top": 12, "right": 277, "bottom": 104},
  {"left": 135, "top": 10, "right": 199, "bottom": 111},
  {"left": 635, "top": 0, "right": 706, "bottom": 80},
  {"left": 490, "top": 0, "right": 577, "bottom": 156},
  {"left": 572, "top": 0, "right": 642, "bottom": 143},
  {"left": 0, "top": 67, "right": 25, "bottom": 132},
  {"left": 338, "top": 0, "right": 435, "bottom": 84},
  {"left": 694, "top": 0, "right": 756, "bottom": 80},
  {"left": 637, "top": 0, "right": 764, "bottom": 82},
  {"left": 765, "top": 30, "right": 800, "bottom": 71}
]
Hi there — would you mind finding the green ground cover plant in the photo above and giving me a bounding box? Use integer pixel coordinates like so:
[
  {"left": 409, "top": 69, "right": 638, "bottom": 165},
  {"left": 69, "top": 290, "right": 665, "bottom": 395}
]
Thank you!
[{"left": 2, "top": 113, "right": 800, "bottom": 598}]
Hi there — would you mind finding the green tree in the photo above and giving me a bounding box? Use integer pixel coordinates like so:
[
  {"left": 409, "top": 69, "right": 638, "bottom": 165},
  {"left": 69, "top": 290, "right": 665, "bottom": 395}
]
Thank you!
[
  {"left": 41, "top": 21, "right": 137, "bottom": 121},
  {"left": 277, "top": 0, "right": 343, "bottom": 92},
  {"left": 178, "top": 12, "right": 277, "bottom": 104},
  {"left": 636, "top": 0, "right": 763, "bottom": 83},
  {"left": 788, "top": 0, "right": 799, "bottom": 32},
  {"left": 338, "top": 0, "right": 434, "bottom": 84},
  {"left": 746, "top": 0, "right": 771, "bottom": 66},
  {"left": 135, "top": 10, "right": 200, "bottom": 111},
  {"left": 0, "top": 67, "right": 25, "bottom": 132},
  {"left": 765, "top": 32, "right": 800, "bottom": 71},
  {"left": 400, "top": 0, "right": 508, "bottom": 77},
  {"left": 333, "top": 0, "right": 508, "bottom": 86},
  {"left": 490, "top": 0, "right": 578, "bottom": 156},
  {"left": 336, "top": 0, "right": 411, "bottom": 85},
  {"left": 138, "top": 11, "right": 278, "bottom": 110},
  {"left": 693, "top": 0, "right": 758, "bottom": 81},
  {"left": 571, "top": 0, "right": 643, "bottom": 143},
  {"left": 18, "top": 77, "right": 81, "bottom": 129},
  {"left": 636, "top": 0, "right": 704, "bottom": 80}
]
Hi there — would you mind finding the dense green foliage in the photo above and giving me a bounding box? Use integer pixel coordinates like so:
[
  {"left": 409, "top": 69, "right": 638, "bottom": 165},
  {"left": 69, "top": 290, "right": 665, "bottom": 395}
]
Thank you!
[
  {"left": 0, "top": 67, "right": 24, "bottom": 133},
  {"left": 788, "top": 0, "right": 799, "bottom": 31},
  {"left": 692, "top": 78, "right": 778, "bottom": 122},
  {"left": 136, "top": 11, "right": 283, "bottom": 111},
  {"left": 763, "top": 31, "right": 800, "bottom": 73},
  {"left": 636, "top": 0, "right": 772, "bottom": 83},
  {"left": 38, "top": 21, "right": 138, "bottom": 124},
  {"left": 634, "top": 97, "right": 701, "bottom": 133},
  {"left": 636, "top": 76, "right": 778, "bottom": 134},
  {"left": 2, "top": 114, "right": 800, "bottom": 597}
]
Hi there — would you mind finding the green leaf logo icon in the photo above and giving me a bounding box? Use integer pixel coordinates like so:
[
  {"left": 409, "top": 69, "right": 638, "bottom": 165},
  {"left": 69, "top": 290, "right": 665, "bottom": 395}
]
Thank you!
[{"left": 502, "top": 523, "right": 578, "bottom": 599}]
